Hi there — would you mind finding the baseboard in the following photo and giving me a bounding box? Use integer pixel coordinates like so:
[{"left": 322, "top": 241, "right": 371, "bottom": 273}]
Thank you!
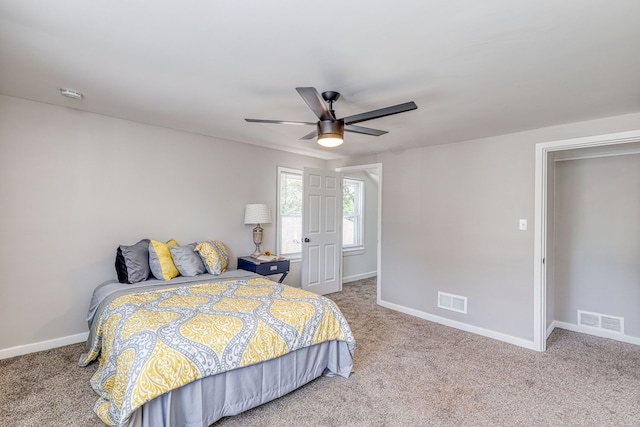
[
  {"left": 546, "top": 320, "right": 557, "bottom": 339},
  {"left": 553, "top": 321, "right": 640, "bottom": 346},
  {"left": 343, "top": 271, "right": 377, "bottom": 283},
  {"left": 377, "top": 299, "right": 536, "bottom": 351},
  {"left": 0, "top": 332, "right": 88, "bottom": 360}
]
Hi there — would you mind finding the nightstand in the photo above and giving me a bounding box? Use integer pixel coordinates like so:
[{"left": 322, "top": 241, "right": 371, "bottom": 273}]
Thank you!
[{"left": 237, "top": 256, "right": 290, "bottom": 283}]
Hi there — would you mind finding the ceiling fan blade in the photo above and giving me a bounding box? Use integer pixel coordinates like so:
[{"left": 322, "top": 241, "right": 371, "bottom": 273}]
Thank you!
[
  {"left": 342, "top": 101, "right": 417, "bottom": 126},
  {"left": 296, "top": 87, "right": 334, "bottom": 121},
  {"left": 299, "top": 129, "right": 318, "bottom": 140},
  {"left": 245, "top": 118, "right": 315, "bottom": 125},
  {"left": 345, "top": 124, "right": 388, "bottom": 136}
]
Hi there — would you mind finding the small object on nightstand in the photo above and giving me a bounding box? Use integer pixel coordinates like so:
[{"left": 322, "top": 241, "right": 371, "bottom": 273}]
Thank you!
[
  {"left": 255, "top": 254, "right": 282, "bottom": 262},
  {"left": 237, "top": 256, "right": 290, "bottom": 283}
]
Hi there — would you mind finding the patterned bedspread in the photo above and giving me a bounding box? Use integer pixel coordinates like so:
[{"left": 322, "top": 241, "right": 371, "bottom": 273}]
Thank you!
[{"left": 79, "top": 277, "right": 355, "bottom": 426}]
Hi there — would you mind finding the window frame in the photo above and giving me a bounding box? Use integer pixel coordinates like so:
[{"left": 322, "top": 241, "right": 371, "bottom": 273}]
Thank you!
[
  {"left": 342, "top": 177, "right": 365, "bottom": 250},
  {"left": 276, "top": 166, "right": 303, "bottom": 259}
]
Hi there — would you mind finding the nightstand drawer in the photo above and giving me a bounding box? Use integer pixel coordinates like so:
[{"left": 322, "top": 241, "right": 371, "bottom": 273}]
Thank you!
[{"left": 237, "top": 257, "right": 290, "bottom": 283}]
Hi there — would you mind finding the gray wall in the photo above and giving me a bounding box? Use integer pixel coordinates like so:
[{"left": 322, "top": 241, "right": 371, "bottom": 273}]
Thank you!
[
  {"left": 553, "top": 154, "right": 640, "bottom": 338},
  {"left": 378, "top": 135, "right": 536, "bottom": 339},
  {"left": 342, "top": 169, "right": 378, "bottom": 281},
  {"left": 0, "top": 95, "right": 325, "bottom": 352},
  {"left": 373, "top": 113, "right": 640, "bottom": 343}
]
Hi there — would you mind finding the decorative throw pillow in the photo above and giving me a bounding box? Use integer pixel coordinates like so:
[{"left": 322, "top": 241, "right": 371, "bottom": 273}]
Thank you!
[
  {"left": 195, "top": 240, "right": 228, "bottom": 275},
  {"left": 148, "top": 238, "right": 180, "bottom": 280},
  {"left": 212, "top": 240, "right": 229, "bottom": 267},
  {"left": 115, "top": 239, "right": 151, "bottom": 284},
  {"left": 170, "top": 243, "right": 205, "bottom": 277}
]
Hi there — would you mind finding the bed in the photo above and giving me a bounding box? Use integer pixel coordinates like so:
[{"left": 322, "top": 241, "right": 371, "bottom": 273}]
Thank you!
[{"left": 79, "top": 269, "right": 355, "bottom": 427}]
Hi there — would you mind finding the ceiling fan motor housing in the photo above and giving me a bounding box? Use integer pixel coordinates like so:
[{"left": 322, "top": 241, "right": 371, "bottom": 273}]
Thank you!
[{"left": 318, "top": 119, "right": 344, "bottom": 138}]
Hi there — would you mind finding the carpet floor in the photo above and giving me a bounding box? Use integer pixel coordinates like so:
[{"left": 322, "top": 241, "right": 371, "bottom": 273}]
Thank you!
[{"left": 1, "top": 278, "right": 639, "bottom": 426}]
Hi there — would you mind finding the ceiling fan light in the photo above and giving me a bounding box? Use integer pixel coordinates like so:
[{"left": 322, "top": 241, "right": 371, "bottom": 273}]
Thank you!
[
  {"left": 317, "top": 120, "right": 344, "bottom": 147},
  {"left": 318, "top": 135, "right": 344, "bottom": 147}
]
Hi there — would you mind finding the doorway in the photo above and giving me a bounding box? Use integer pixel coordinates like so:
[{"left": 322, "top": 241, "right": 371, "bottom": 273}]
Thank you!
[
  {"left": 533, "top": 130, "right": 640, "bottom": 351},
  {"left": 552, "top": 151, "right": 640, "bottom": 344},
  {"left": 336, "top": 163, "right": 382, "bottom": 302}
]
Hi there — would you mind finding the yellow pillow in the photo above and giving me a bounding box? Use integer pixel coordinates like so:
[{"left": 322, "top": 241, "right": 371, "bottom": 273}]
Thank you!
[
  {"left": 195, "top": 240, "right": 228, "bottom": 275},
  {"left": 149, "top": 239, "right": 180, "bottom": 280}
]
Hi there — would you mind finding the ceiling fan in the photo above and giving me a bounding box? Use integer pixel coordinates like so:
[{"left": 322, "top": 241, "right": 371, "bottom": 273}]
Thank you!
[{"left": 245, "top": 87, "right": 417, "bottom": 147}]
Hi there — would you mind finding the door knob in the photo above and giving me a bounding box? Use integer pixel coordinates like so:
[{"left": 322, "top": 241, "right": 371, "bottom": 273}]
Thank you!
[{"left": 304, "top": 237, "right": 310, "bottom": 243}]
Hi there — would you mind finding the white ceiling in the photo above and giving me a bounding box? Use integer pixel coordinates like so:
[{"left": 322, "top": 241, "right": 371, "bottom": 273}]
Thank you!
[{"left": 1, "top": 1, "right": 639, "bottom": 160}]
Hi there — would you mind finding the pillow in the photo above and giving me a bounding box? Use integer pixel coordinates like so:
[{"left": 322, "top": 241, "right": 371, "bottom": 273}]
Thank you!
[
  {"left": 212, "top": 240, "right": 229, "bottom": 267},
  {"left": 170, "top": 243, "right": 205, "bottom": 277},
  {"left": 195, "top": 240, "right": 229, "bottom": 275},
  {"left": 148, "top": 238, "right": 180, "bottom": 280},
  {"left": 115, "top": 239, "right": 151, "bottom": 284}
]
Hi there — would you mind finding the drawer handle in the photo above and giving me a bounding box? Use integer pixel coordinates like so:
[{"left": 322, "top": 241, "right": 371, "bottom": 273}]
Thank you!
[{"left": 270, "top": 265, "right": 278, "bottom": 271}]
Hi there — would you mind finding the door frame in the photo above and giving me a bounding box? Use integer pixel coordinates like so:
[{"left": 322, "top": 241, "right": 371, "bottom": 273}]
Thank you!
[
  {"left": 533, "top": 130, "right": 640, "bottom": 351},
  {"left": 336, "top": 163, "right": 382, "bottom": 302}
]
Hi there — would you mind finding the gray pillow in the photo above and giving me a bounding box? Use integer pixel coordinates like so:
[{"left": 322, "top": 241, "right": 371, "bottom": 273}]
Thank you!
[
  {"left": 115, "top": 239, "right": 151, "bottom": 284},
  {"left": 170, "top": 243, "right": 205, "bottom": 277}
]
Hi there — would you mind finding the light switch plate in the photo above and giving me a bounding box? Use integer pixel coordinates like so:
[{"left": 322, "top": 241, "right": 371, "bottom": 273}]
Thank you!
[{"left": 519, "top": 219, "right": 527, "bottom": 230}]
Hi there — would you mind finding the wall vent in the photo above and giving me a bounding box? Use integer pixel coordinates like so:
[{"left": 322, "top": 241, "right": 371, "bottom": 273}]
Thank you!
[
  {"left": 438, "top": 292, "right": 467, "bottom": 314},
  {"left": 577, "top": 310, "right": 624, "bottom": 334}
]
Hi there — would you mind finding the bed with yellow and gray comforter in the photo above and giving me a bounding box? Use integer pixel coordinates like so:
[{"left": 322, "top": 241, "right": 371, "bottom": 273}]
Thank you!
[{"left": 79, "top": 270, "right": 355, "bottom": 427}]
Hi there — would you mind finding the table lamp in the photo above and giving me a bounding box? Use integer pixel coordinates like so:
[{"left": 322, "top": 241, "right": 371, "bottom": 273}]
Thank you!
[{"left": 244, "top": 204, "right": 272, "bottom": 258}]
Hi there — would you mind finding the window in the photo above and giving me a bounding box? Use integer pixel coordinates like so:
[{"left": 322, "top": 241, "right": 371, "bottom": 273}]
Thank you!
[
  {"left": 277, "top": 167, "right": 302, "bottom": 258},
  {"left": 342, "top": 178, "right": 364, "bottom": 249},
  {"left": 277, "top": 168, "right": 364, "bottom": 257}
]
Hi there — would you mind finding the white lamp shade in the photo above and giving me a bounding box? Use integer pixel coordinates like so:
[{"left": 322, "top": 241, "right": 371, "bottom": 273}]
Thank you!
[{"left": 244, "top": 204, "right": 272, "bottom": 225}]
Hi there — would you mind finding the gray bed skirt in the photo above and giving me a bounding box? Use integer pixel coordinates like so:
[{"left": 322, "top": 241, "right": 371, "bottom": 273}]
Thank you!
[{"left": 125, "top": 340, "right": 353, "bottom": 427}]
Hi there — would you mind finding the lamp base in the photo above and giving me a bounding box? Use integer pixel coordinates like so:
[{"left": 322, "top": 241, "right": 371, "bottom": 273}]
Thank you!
[
  {"left": 250, "top": 249, "right": 262, "bottom": 258},
  {"left": 251, "top": 224, "right": 263, "bottom": 258}
]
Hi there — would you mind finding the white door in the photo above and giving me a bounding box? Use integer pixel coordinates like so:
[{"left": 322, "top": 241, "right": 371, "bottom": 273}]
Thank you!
[{"left": 301, "top": 167, "right": 342, "bottom": 295}]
